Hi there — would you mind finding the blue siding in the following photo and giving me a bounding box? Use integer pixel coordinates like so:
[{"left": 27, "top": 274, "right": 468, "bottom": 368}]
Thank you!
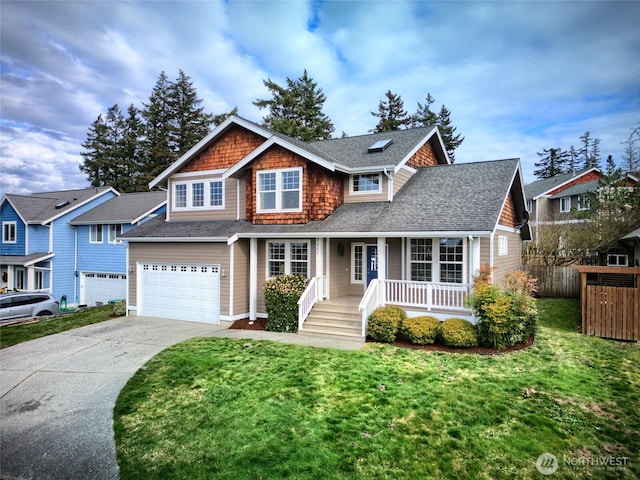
[
  {"left": 76, "top": 224, "right": 128, "bottom": 273},
  {"left": 28, "top": 225, "right": 50, "bottom": 253},
  {"left": 0, "top": 201, "right": 25, "bottom": 255},
  {"left": 50, "top": 192, "right": 116, "bottom": 304}
]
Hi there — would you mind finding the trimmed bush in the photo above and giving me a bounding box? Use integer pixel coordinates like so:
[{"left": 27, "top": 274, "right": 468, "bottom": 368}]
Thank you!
[
  {"left": 264, "top": 274, "right": 308, "bottom": 333},
  {"left": 113, "top": 300, "right": 126, "bottom": 316},
  {"left": 367, "top": 305, "right": 406, "bottom": 342},
  {"left": 441, "top": 318, "right": 479, "bottom": 348},
  {"left": 400, "top": 316, "right": 442, "bottom": 345}
]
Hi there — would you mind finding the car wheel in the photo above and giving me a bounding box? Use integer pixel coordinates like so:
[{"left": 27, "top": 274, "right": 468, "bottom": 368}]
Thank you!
[{"left": 37, "top": 311, "right": 52, "bottom": 316}]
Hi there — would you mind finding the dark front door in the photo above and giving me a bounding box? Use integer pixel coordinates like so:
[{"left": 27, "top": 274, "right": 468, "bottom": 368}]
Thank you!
[{"left": 366, "top": 246, "right": 378, "bottom": 286}]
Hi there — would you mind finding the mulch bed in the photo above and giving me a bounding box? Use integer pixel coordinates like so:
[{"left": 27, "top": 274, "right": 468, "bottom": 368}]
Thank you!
[{"left": 229, "top": 318, "right": 534, "bottom": 355}]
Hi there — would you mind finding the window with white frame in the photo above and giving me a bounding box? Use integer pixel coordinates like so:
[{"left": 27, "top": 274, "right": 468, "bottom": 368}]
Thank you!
[
  {"left": 257, "top": 168, "right": 302, "bottom": 212},
  {"left": 108, "top": 224, "right": 122, "bottom": 243},
  {"left": 439, "top": 238, "right": 463, "bottom": 283},
  {"left": 577, "top": 194, "right": 590, "bottom": 211},
  {"left": 35, "top": 270, "right": 44, "bottom": 290},
  {"left": 559, "top": 197, "right": 571, "bottom": 212},
  {"left": 15, "top": 268, "right": 25, "bottom": 289},
  {"left": 173, "top": 179, "right": 224, "bottom": 210},
  {"left": 351, "top": 173, "right": 382, "bottom": 194},
  {"left": 351, "top": 243, "right": 364, "bottom": 283},
  {"left": 498, "top": 236, "right": 508, "bottom": 256},
  {"left": 607, "top": 254, "right": 628, "bottom": 266},
  {"left": 2, "top": 222, "right": 16, "bottom": 243},
  {"left": 526, "top": 200, "right": 532, "bottom": 212},
  {"left": 90, "top": 224, "right": 103, "bottom": 243},
  {"left": 410, "top": 239, "right": 433, "bottom": 281},
  {"left": 266, "top": 240, "right": 309, "bottom": 278}
]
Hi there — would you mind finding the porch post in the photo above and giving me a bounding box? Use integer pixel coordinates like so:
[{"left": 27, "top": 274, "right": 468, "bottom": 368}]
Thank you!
[
  {"left": 315, "top": 237, "right": 324, "bottom": 299},
  {"left": 377, "top": 236, "right": 386, "bottom": 305},
  {"left": 324, "top": 238, "right": 331, "bottom": 300},
  {"left": 27, "top": 266, "right": 35, "bottom": 291},
  {"left": 249, "top": 237, "right": 257, "bottom": 321}
]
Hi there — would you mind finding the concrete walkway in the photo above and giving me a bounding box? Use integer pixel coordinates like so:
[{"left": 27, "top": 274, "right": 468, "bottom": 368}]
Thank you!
[{"left": 0, "top": 316, "right": 363, "bottom": 480}]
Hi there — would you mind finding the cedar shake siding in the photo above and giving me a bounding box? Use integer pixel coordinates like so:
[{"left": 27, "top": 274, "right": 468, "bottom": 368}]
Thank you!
[
  {"left": 547, "top": 170, "right": 601, "bottom": 196},
  {"left": 406, "top": 142, "right": 438, "bottom": 168},
  {"left": 246, "top": 146, "right": 343, "bottom": 225},
  {"left": 499, "top": 193, "right": 517, "bottom": 227},
  {"left": 179, "top": 126, "right": 265, "bottom": 172}
]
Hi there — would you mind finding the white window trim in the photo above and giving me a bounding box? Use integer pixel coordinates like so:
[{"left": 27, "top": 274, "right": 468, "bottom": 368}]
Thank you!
[
  {"left": 498, "top": 235, "right": 508, "bottom": 256},
  {"left": 350, "top": 173, "right": 382, "bottom": 195},
  {"left": 607, "top": 254, "right": 628, "bottom": 266},
  {"left": 108, "top": 224, "right": 122, "bottom": 244},
  {"left": 351, "top": 242, "right": 365, "bottom": 284},
  {"left": 559, "top": 197, "right": 571, "bottom": 212},
  {"left": 2, "top": 221, "right": 17, "bottom": 243},
  {"left": 407, "top": 237, "right": 467, "bottom": 284},
  {"left": 265, "top": 240, "right": 310, "bottom": 279},
  {"left": 90, "top": 224, "right": 103, "bottom": 244},
  {"left": 577, "top": 194, "right": 590, "bottom": 211},
  {"left": 409, "top": 238, "right": 433, "bottom": 282},
  {"left": 256, "top": 167, "right": 303, "bottom": 213},
  {"left": 173, "top": 178, "right": 225, "bottom": 211}
]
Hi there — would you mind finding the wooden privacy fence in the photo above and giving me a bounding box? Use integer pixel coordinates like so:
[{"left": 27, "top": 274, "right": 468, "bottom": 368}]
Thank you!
[
  {"left": 523, "top": 264, "right": 580, "bottom": 298},
  {"left": 574, "top": 266, "right": 639, "bottom": 342}
]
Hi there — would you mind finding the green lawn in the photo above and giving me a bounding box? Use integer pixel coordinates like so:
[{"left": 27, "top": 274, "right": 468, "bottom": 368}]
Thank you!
[
  {"left": 114, "top": 299, "right": 639, "bottom": 479},
  {"left": 0, "top": 305, "right": 115, "bottom": 349}
]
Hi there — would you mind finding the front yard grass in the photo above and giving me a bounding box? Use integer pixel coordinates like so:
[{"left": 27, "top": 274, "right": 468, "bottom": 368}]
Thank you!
[
  {"left": 0, "top": 305, "right": 114, "bottom": 349},
  {"left": 114, "top": 299, "right": 640, "bottom": 479}
]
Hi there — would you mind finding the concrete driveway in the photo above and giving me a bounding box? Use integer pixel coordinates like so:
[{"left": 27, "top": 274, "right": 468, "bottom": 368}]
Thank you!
[{"left": 0, "top": 316, "right": 230, "bottom": 480}]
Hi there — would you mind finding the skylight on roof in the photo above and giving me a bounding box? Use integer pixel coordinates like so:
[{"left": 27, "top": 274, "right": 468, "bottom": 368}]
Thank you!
[
  {"left": 368, "top": 138, "right": 393, "bottom": 153},
  {"left": 54, "top": 201, "right": 70, "bottom": 209}
]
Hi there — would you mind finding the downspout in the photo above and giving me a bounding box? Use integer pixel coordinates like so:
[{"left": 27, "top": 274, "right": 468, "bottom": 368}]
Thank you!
[
  {"left": 383, "top": 168, "right": 393, "bottom": 202},
  {"left": 236, "top": 179, "right": 240, "bottom": 220}
]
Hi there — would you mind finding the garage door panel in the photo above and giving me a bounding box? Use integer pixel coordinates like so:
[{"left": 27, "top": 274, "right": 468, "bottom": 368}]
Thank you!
[
  {"left": 138, "top": 263, "right": 220, "bottom": 324},
  {"left": 81, "top": 273, "right": 127, "bottom": 306}
]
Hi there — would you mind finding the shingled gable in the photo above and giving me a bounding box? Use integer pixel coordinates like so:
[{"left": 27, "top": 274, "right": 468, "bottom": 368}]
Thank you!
[
  {"left": 524, "top": 167, "right": 600, "bottom": 200},
  {"left": 69, "top": 191, "right": 167, "bottom": 225}
]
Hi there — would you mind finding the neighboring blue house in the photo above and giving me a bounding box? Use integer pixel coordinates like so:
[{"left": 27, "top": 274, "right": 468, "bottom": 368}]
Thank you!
[
  {"left": 1, "top": 188, "right": 165, "bottom": 307},
  {"left": 69, "top": 191, "right": 166, "bottom": 305}
]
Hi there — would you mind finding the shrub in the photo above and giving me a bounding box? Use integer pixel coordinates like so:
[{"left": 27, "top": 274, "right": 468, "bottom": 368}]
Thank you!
[
  {"left": 400, "top": 316, "right": 441, "bottom": 345},
  {"left": 469, "top": 266, "right": 538, "bottom": 349},
  {"left": 264, "top": 274, "right": 308, "bottom": 333},
  {"left": 113, "top": 300, "right": 126, "bottom": 316},
  {"left": 367, "top": 305, "right": 406, "bottom": 342},
  {"left": 441, "top": 318, "right": 479, "bottom": 348}
]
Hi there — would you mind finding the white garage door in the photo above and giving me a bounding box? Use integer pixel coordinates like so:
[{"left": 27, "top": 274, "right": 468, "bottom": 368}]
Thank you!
[
  {"left": 81, "top": 272, "right": 127, "bottom": 306},
  {"left": 138, "top": 263, "right": 220, "bottom": 324}
]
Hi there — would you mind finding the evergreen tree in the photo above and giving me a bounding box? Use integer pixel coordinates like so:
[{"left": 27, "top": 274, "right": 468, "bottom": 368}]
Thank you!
[
  {"left": 254, "top": 70, "right": 334, "bottom": 141},
  {"left": 566, "top": 145, "right": 579, "bottom": 174},
  {"left": 121, "top": 104, "right": 146, "bottom": 192},
  {"left": 371, "top": 90, "right": 410, "bottom": 132},
  {"left": 436, "top": 104, "right": 464, "bottom": 163},
  {"left": 534, "top": 148, "right": 569, "bottom": 179},
  {"left": 212, "top": 106, "right": 239, "bottom": 127},
  {"left": 80, "top": 113, "right": 109, "bottom": 187},
  {"left": 579, "top": 131, "right": 601, "bottom": 170},
  {"left": 168, "top": 70, "right": 213, "bottom": 155},
  {"left": 411, "top": 93, "right": 464, "bottom": 162},
  {"left": 621, "top": 126, "right": 640, "bottom": 174}
]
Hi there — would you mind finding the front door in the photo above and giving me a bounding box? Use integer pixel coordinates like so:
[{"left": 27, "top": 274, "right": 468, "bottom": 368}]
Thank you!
[{"left": 366, "top": 246, "right": 378, "bottom": 286}]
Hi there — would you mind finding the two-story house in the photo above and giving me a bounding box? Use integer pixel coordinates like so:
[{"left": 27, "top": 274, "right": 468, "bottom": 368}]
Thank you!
[
  {"left": 0, "top": 189, "right": 165, "bottom": 306},
  {"left": 121, "top": 116, "right": 530, "bottom": 340}
]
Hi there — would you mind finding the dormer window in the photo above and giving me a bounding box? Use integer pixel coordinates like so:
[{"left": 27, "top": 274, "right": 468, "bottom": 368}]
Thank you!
[
  {"left": 257, "top": 168, "right": 302, "bottom": 213},
  {"left": 173, "top": 179, "right": 224, "bottom": 210},
  {"left": 351, "top": 173, "right": 382, "bottom": 194}
]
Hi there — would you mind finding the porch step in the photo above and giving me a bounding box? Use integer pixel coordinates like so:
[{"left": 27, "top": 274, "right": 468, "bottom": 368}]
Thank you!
[{"left": 299, "top": 298, "right": 364, "bottom": 342}]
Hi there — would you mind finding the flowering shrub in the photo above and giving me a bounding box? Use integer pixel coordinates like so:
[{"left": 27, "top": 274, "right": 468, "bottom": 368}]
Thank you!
[
  {"left": 367, "top": 305, "right": 406, "bottom": 342},
  {"left": 113, "top": 300, "right": 126, "bottom": 316},
  {"left": 469, "top": 266, "right": 538, "bottom": 349},
  {"left": 264, "top": 274, "right": 308, "bottom": 333},
  {"left": 440, "top": 318, "right": 479, "bottom": 347},
  {"left": 400, "top": 316, "right": 442, "bottom": 345}
]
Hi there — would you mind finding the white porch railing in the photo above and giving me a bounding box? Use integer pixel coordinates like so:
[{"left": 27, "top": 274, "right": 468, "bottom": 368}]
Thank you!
[
  {"left": 297, "top": 276, "right": 327, "bottom": 331},
  {"left": 359, "top": 279, "right": 473, "bottom": 337}
]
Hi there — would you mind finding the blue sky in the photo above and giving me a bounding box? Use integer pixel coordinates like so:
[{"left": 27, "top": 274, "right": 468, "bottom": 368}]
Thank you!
[{"left": 1, "top": 0, "right": 639, "bottom": 196}]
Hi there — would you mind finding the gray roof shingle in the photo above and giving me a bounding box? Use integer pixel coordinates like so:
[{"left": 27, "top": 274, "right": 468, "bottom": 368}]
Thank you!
[
  {"left": 549, "top": 179, "right": 599, "bottom": 199},
  {"left": 69, "top": 191, "right": 166, "bottom": 225},
  {"left": 524, "top": 168, "right": 596, "bottom": 200}
]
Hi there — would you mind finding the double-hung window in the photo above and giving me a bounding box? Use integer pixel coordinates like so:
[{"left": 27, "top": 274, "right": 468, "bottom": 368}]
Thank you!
[
  {"left": 351, "top": 173, "right": 382, "bottom": 194},
  {"left": 173, "top": 179, "right": 224, "bottom": 210},
  {"left": 257, "top": 168, "right": 302, "bottom": 212},
  {"left": 577, "top": 194, "right": 590, "bottom": 211},
  {"left": 410, "top": 239, "right": 433, "bottom": 281},
  {"left": 559, "top": 197, "right": 571, "bottom": 213},
  {"left": 2, "top": 222, "right": 16, "bottom": 243},
  {"left": 439, "top": 238, "right": 463, "bottom": 283},
  {"left": 90, "top": 224, "right": 103, "bottom": 243},
  {"left": 108, "top": 224, "right": 122, "bottom": 243},
  {"left": 266, "top": 240, "right": 309, "bottom": 278},
  {"left": 498, "top": 236, "right": 508, "bottom": 256}
]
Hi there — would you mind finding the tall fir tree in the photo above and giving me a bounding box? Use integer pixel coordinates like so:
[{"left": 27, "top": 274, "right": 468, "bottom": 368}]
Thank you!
[
  {"left": 411, "top": 93, "right": 438, "bottom": 127},
  {"left": 621, "top": 126, "right": 640, "bottom": 174},
  {"left": 534, "top": 148, "right": 569, "bottom": 179},
  {"left": 120, "top": 104, "right": 146, "bottom": 192},
  {"left": 567, "top": 145, "right": 579, "bottom": 174},
  {"left": 371, "top": 90, "right": 410, "bottom": 132},
  {"left": 212, "top": 106, "right": 239, "bottom": 127},
  {"left": 254, "top": 70, "right": 334, "bottom": 141},
  {"left": 436, "top": 104, "right": 464, "bottom": 163},
  {"left": 579, "top": 131, "right": 601, "bottom": 170}
]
